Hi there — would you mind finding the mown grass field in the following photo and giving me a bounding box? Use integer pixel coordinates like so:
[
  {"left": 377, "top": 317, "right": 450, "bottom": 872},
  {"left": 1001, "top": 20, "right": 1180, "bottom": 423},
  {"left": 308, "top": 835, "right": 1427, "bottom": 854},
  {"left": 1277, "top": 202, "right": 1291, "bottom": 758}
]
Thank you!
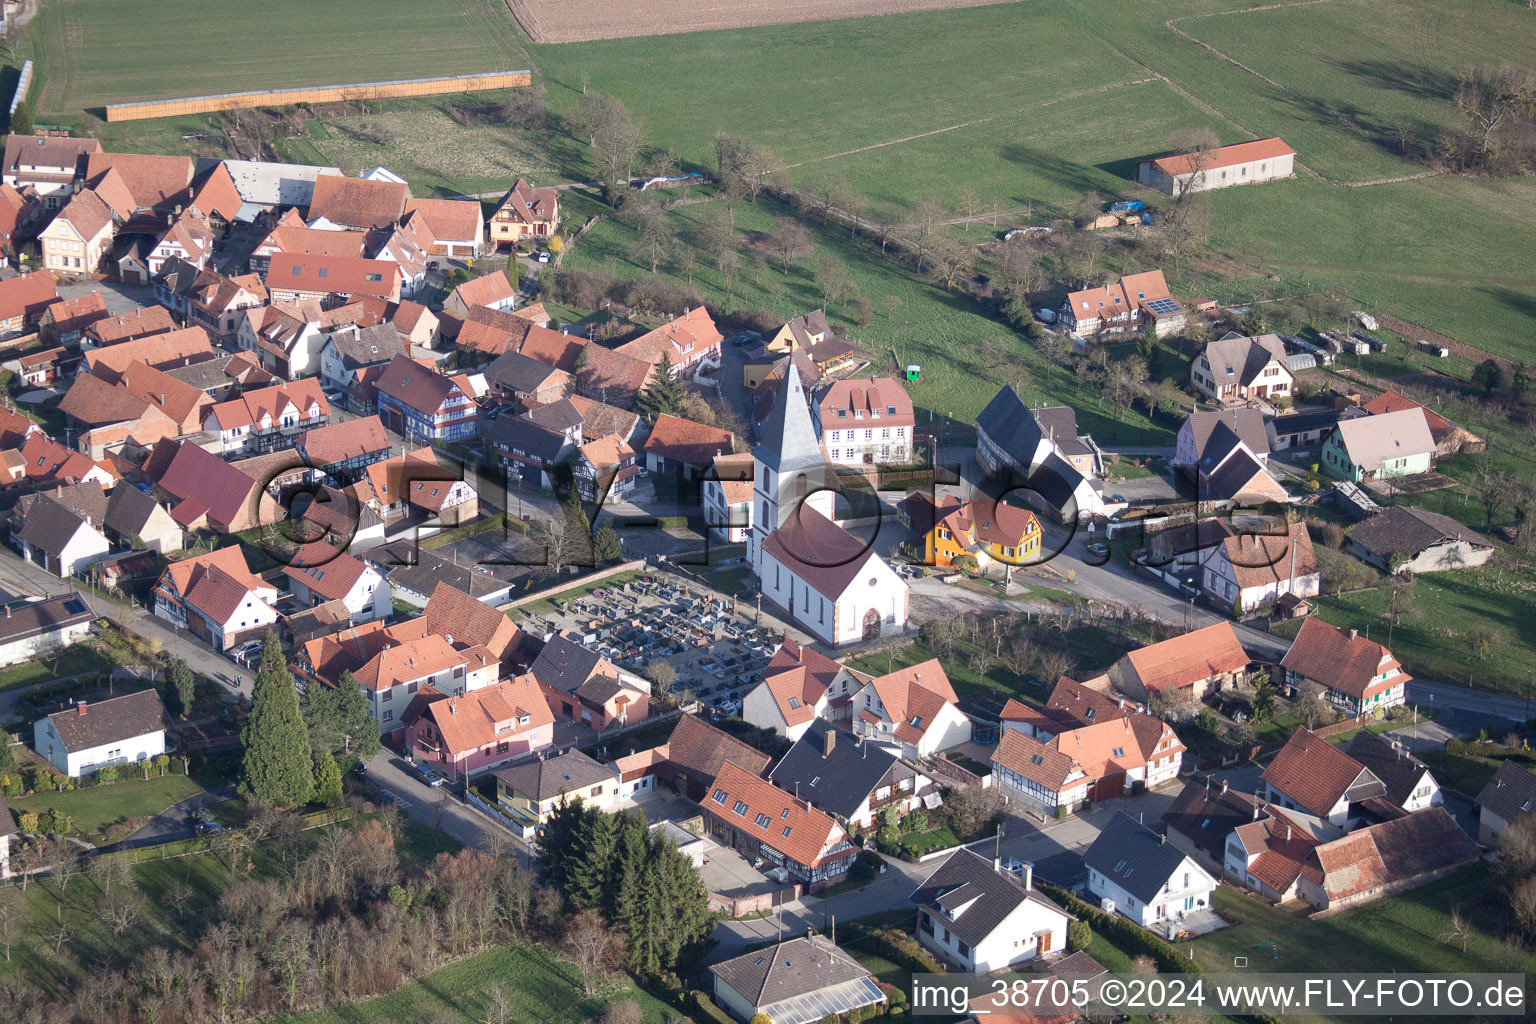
[
  {"left": 7, "top": 773, "right": 204, "bottom": 841},
  {"left": 36, "top": 0, "right": 529, "bottom": 112},
  {"left": 267, "top": 943, "right": 677, "bottom": 1024}
]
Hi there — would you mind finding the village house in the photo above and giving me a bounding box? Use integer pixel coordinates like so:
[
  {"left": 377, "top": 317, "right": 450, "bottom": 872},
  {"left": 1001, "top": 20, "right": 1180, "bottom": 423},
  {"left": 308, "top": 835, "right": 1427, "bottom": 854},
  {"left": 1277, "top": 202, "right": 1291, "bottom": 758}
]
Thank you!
[
  {"left": 916, "top": 495, "right": 1042, "bottom": 572},
  {"left": 574, "top": 342, "right": 655, "bottom": 409},
  {"left": 993, "top": 681, "right": 1184, "bottom": 811},
  {"left": 701, "top": 760, "right": 859, "bottom": 888},
  {"left": 1138, "top": 138, "right": 1295, "bottom": 197},
  {"left": 82, "top": 152, "right": 194, "bottom": 213},
  {"left": 643, "top": 413, "right": 734, "bottom": 479},
  {"left": 2, "top": 134, "right": 101, "bottom": 209},
  {"left": 82, "top": 305, "right": 176, "bottom": 349},
  {"left": 102, "top": 483, "right": 184, "bottom": 554},
  {"left": 248, "top": 214, "right": 367, "bottom": 280},
  {"left": 1221, "top": 802, "right": 1326, "bottom": 903},
  {"left": 1344, "top": 733, "right": 1441, "bottom": 812},
  {"left": 0, "top": 592, "right": 93, "bottom": 669},
  {"left": 1086, "top": 812, "right": 1219, "bottom": 932},
  {"left": 1475, "top": 761, "right": 1536, "bottom": 848},
  {"left": 238, "top": 304, "right": 325, "bottom": 378},
  {"left": 573, "top": 433, "right": 639, "bottom": 502},
  {"left": 39, "top": 292, "right": 109, "bottom": 345},
  {"left": 1163, "top": 777, "right": 1263, "bottom": 876},
  {"left": 489, "top": 178, "right": 560, "bottom": 247},
  {"left": 282, "top": 542, "right": 391, "bottom": 624},
  {"left": 1297, "top": 809, "right": 1479, "bottom": 911},
  {"left": 14, "top": 492, "right": 111, "bottom": 577},
  {"left": 0, "top": 272, "right": 59, "bottom": 335},
  {"left": 492, "top": 747, "right": 618, "bottom": 828},
  {"left": 482, "top": 349, "right": 572, "bottom": 410},
  {"left": 528, "top": 634, "right": 650, "bottom": 731},
  {"left": 1322, "top": 407, "right": 1436, "bottom": 483},
  {"left": 912, "top": 849, "right": 1074, "bottom": 971},
  {"left": 487, "top": 414, "right": 575, "bottom": 489},
  {"left": 1107, "top": 621, "right": 1251, "bottom": 705},
  {"left": 404, "top": 196, "right": 484, "bottom": 258},
  {"left": 615, "top": 306, "right": 724, "bottom": 380},
  {"left": 1266, "top": 407, "right": 1341, "bottom": 455},
  {"left": 850, "top": 659, "right": 969, "bottom": 758},
  {"left": 812, "top": 376, "right": 915, "bottom": 466},
  {"left": 0, "top": 181, "right": 39, "bottom": 248},
  {"left": 182, "top": 268, "right": 267, "bottom": 344},
  {"left": 709, "top": 934, "right": 885, "bottom": 1024},
  {"left": 121, "top": 208, "right": 215, "bottom": 283},
  {"left": 762, "top": 309, "right": 860, "bottom": 378},
  {"left": 318, "top": 322, "right": 407, "bottom": 412},
  {"left": 703, "top": 452, "right": 755, "bottom": 543},
  {"left": 657, "top": 714, "right": 773, "bottom": 802},
  {"left": 1060, "top": 270, "right": 1184, "bottom": 338},
  {"left": 1200, "top": 522, "right": 1319, "bottom": 617},
  {"left": 443, "top": 269, "right": 518, "bottom": 318},
  {"left": 145, "top": 438, "right": 261, "bottom": 533},
  {"left": 40, "top": 187, "right": 123, "bottom": 278},
  {"left": 203, "top": 379, "right": 330, "bottom": 456},
  {"left": 1191, "top": 423, "right": 1287, "bottom": 506},
  {"left": 83, "top": 326, "right": 215, "bottom": 382},
  {"left": 152, "top": 546, "right": 277, "bottom": 650},
  {"left": 296, "top": 415, "right": 393, "bottom": 482},
  {"left": 1262, "top": 729, "right": 1386, "bottom": 826},
  {"left": 741, "top": 638, "right": 856, "bottom": 740},
  {"left": 264, "top": 253, "right": 401, "bottom": 309},
  {"left": 57, "top": 371, "right": 181, "bottom": 459},
  {"left": 1, "top": 433, "right": 115, "bottom": 491},
  {"left": 403, "top": 676, "right": 553, "bottom": 781},
  {"left": 34, "top": 688, "right": 168, "bottom": 778},
  {"left": 1174, "top": 409, "right": 1270, "bottom": 470},
  {"left": 1280, "top": 618, "right": 1408, "bottom": 716},
  {"left": 1345, "top": 504, "right": 1493, "bottom": 573},
  {"left": 361, "top": 447, "right": 478, "bottom": 526},
  {"left": 366, "top": 542, "right": 516, "bottom": 608},
  {"left": 975, "top": 386, "right": 1104, "bottom": 522},
  {"left": 15, "top": 346, "right": 69, "bottom": 388},
  {"left": 305, "top": 173, "right": 408, "bottom": 231},
  {"left": 1191, "top": 333, "right": 1293, "bottom": 406},
  {"left": 768, "top": 721, "right": 928, "bottom": 830},
  {"left": 375, "top": 355, "right": 478, "bottom": 442}
]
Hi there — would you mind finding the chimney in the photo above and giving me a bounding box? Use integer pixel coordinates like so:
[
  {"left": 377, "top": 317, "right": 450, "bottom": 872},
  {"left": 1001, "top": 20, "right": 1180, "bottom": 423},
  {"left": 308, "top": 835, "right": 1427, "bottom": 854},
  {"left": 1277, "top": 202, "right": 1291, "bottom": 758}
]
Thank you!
[
  {"left": 1020, "top": 861, "right": 1034, "bottom": 890},
  {"left": 822, "top": 727, "right": 836, "bottom": 758},
  {"left": 1349, "top": 629, "right": 1358, "bottom": 642},
  {"left": 5, "top": 605, "right": 10, "bottom": 618},
  {"left": 77, "top": 703, "right": 87, "bottom": 716},
  {"left": 1285, "top": 824, "right": 1292, "bottom": 842},
  {"left": 1221, "top": 779, "right": 1229, "bottom": 795},
  {"left": 1252, "top": 802, "right": 1261, "bottom": 821}
]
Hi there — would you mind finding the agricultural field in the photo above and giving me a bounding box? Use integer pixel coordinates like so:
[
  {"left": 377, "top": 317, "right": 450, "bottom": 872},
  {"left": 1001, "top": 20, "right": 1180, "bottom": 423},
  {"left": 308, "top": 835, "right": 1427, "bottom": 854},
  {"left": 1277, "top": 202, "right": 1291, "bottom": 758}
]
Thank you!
[
  {"left": 34, "top": 0, "right": 529, "bottom": 113},
  {"left": 509, "top": 0, "right": 1025, "bottom": 44}
]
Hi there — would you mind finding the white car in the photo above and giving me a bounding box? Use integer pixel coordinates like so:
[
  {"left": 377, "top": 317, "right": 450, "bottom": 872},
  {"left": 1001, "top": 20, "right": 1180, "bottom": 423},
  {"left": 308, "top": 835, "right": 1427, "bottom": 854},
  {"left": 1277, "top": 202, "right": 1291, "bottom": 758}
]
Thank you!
[
  {"left": 535, "top": 251, "right": 551, "bottom": 264},
  {"left": 1035, "top": 308, "right": 1057, "bottom": 324}
]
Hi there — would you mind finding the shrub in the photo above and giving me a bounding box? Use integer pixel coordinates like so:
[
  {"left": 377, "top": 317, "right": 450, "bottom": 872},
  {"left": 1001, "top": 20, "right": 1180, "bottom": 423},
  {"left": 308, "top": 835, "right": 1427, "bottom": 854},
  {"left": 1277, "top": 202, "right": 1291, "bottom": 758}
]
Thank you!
[
  {"left": 98, "top": 765, "right": 118, "bottom": 784},
  {"left": 1068, "top": 919, "right": 1093, "bottom": 951},
  {"left": 1039, "top": 883, "right": 1201, "bottom": 974}
]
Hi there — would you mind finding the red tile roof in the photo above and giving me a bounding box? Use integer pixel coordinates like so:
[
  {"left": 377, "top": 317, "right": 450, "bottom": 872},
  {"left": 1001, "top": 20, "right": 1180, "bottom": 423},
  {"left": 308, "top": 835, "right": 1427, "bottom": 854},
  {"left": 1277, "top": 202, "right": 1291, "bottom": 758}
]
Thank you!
[
  {"left": 494, "top": 178, "right": 558, "bottom": 226},
  {"left": 84, "top": 305, "right": 176, "bottom": 346},
  {"left": 268, "top": 252, "right": 401, "bottom": 299},
  {"left": 0, "top": 272, "right": 59, "bottom": 324},
  {"left": 1361, "top": 390, "right": 1453, "bottom": 438},
  {"left": 817, "top": 376, "right": 914, "bottom": 426},
  {"left": 43, "top": 292, "right": 110, "bottom": 333},
  {"left": 615, "top": 306, "right": 722, "bottom": 368},
  {"left": 1122, "top": 622, "right": 1250, "bottom": 694},
  {"left": 667, "top": 714, "right": 772, "bottom": 780},
  {"left": 423, "top": 581, "right": 521, "bottom": 662},
  {"left": 705, "top": 760, "right": 852, "bottom": 868},
  {"left": 403, "top": 197, "right": 483, "bottom": 243},
  {"left": 155, "top": 441, "right": 259, "bottom": 528},
  {"left": 415, "top": 676, "right": 551, "bottom": 758},
  {"left": 868, "top": 659, "right": 957, "bottom": 745},
  {"left": 1281, "top": 618, "right": 1407, "bottom": 701},
  {"left": 1261, "top": 729, "right": 1383, "bottom": 818},
  {"left": 450, "top": 270, "right": 516, "bottom": 310},
  {"left": 1149, "top": 138, "right": 1295, "bottom": 177},
  {"left": 642, "top": 413, "right": 734, "bottom": 468},
  {"left": 300, "top": 415, "right": 390, "bottom": 467},
  {"left": 87, "top": 326, "right": 214, "bottom": 383},
  {"left": 283, "top": 541, "right": 372, "bottom": 600},
  {"left": 306, "top": 174, "right": 408, "bottom": 229},
  {"left": 1215, "top": 523, "right": 1318, "bottom": 591}
]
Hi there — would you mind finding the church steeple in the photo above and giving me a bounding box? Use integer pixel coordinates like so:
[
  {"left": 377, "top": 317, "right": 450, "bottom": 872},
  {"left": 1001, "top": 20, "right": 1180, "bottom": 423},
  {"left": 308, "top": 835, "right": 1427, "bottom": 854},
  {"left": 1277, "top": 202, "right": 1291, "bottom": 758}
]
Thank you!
[{"left": 752, "top": 357, "right": 823, "bottom": 475}]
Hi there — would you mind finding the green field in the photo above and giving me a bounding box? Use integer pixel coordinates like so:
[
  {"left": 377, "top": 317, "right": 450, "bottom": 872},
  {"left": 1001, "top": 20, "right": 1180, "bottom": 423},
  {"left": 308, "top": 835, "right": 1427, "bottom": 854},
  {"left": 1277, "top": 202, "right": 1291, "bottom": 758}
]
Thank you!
[
  {"left": 36, "top": 0, "right": 529, "bottom": 112},
  {"left": 8, "top": 773, "right": 204, "bottom": 841}
]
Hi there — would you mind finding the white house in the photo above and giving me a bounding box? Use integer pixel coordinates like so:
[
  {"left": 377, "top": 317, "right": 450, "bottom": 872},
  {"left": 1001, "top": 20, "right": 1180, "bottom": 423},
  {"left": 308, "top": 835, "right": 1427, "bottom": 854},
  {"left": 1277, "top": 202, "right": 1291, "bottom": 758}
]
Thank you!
[
  {"left": 709, "top": 935, "right": 885, "bottom": 1024},
  {"left": 768, "top": 722, "right": 928, "bottom": 830},
  {"left": 1200, "top": 523, "right": 1320, "bottom": 618},
  {"left": 974, "top": 386, "right": 1105, "bottom": 522},
  {"left": 0, "top": 593, "right": 95, "bottom": 668},
  {"left": 1260, "top": 729, "right": 1385, "bottom": 826},
  {"left": 1085, "top": 812, "right": 1219, "bottom": 933},
  {"left": 912, "top": 849, "right": 1073, "bottom": 971},
  {"left": 741, "top": 639, "right": 855, "bottom": 741},
  {"left": 152, "top": 547, "right": 280, "bottom": 651},
  {"left": 812, "top": 376, "right": 916, "bottom": 467},
  {"left": 703, "top": 453, "right": 754, "bottom": 544},
  {"left": 849, "top": 659, "right": 970, "bottom": 758},
  {"left": 749, "top": 360, "right": 908, "bottom": 646},
  {"left": 16, "top": 498, "right": 111, "bottom": 578},
  {"left": 34, "top": 689, "right": 168, "bottom": 778},
  {"left": 238, "top": 305, "right": 326, "bottom": 379},
  {"left": 1191, "top": 333, "right": 1292, "bottom": 405},
  {"left": 283, "top": 544, "right": 392, "bottom": 625},
  {"left": 1344, "top": 732, "right": 1441, "bottom": 813}
]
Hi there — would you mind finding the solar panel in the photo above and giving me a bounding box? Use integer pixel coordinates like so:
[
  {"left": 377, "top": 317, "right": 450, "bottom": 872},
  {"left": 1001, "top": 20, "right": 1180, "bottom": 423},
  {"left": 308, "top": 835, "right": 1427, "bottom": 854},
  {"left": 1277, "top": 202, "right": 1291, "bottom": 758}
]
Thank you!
[{"left": 1144, "top": 297, "right": 1182, "bottom": 315}]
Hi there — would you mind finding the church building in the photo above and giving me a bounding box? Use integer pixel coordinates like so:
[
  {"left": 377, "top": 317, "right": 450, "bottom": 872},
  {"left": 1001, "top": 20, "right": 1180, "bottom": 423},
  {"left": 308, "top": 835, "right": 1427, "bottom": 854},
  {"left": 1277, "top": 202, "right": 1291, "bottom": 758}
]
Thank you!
[{"left": 749, "top": 361, "right": 908, "bottom": 646}]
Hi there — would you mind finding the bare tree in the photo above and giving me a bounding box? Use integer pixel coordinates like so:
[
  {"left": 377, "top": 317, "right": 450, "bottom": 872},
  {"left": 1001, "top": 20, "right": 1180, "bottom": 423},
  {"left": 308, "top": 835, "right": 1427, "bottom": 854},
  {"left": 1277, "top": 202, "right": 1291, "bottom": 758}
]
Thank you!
[
  {"left": 910, "top": 201, "right": 943, "bottom": 270},
  {"left": 482, "top": 982, "right": 512, "bottom": 1024},
  {"left": 48, "top": 837, "right": 80, "bottom": 896},
  {"left": 0, "top": 891, "right": 19, "bottom": 961},
  {"left": 1455, "top": 64, "right": 1536, "bottom": 161},
  {"left": 561, "top": 910, "right": 622, "bottom": 996},
  {"left": 770, "top": 218, "right": 811, "bottom": 274},
  {"left": 532, "top": 517, "right": 568, "bottom": 576},
  {"left": 958, "top": 187, "right": 979, "bottom": 230}
]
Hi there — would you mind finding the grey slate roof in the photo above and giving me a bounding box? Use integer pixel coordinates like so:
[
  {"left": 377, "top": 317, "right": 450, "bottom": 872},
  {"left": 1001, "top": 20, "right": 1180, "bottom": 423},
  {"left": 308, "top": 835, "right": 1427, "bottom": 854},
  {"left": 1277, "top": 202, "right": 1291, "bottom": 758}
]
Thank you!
[
  {"left": 1346, "top": 505, "right": 1492, "bottom": 560},
  {"left": 529, "top": 635, "right": 604, "bottom": 694},
  {"left": 1201, "top": 333, "right": 1288, "bottom": 389},
  {"left": 104, "top": 484, "right": 165, "bottom": 537},
  {"left": 368, "top": 541, "right": 516, "bottom": 601},
  {"left": 709, "top": 933, "right": 874, "bottom": 1009},
  {"left": 1191, "top": 408, "right": 1270, "bottom": 461},
  {"left": 488, "top": 415, "right": 571, "bottom": 466},
  {"left": 910, "top": 847, "right": 1069, "bottom": 946},
  {"left": 18, "top": 496, "right": 96, "bottom": 556},
  {"left": 525, "top": 398, "right": 582, "bottom": 435},
  {"left": 1083, "top": 811, "right": 1191, "bottom": 904},
  {"left": 1200, "top": 446, "right": 1269, "bottom": 503},
  {"left": 1036, "top": 405, "right": 1091, "bottom": 459},
  {"left": 493, "top": 748, "right": 614, "bottom": 802},
  {"left": 976, "top": 385, "right": 1045, "bottom": 465},
  {"left": 1476, "top": 761, "right": 1536, "bottom": 826},
  {"left": 1163, "top": 779, "right": 1261, "bottom": 864},
  {"left": 329, "top": 323, "right": 406, "bottom": 370},
  {"left": 752, "top": 358, "right": 824, "bottom": 474},
  {"left": 768, "top": 720, "right": 911, "bottom": 820},
  {"left": 43, "top": 688, "right": 168, "bottom": 753},
  {"left": 485, "top": 349, "right": 568, "bottom": 393},
  {"left": 1344, "top": 732, "right": 1435, "bottom": 809},
  {"left": 1268, "top": 408, "right": 1340, "bottom": 439}
]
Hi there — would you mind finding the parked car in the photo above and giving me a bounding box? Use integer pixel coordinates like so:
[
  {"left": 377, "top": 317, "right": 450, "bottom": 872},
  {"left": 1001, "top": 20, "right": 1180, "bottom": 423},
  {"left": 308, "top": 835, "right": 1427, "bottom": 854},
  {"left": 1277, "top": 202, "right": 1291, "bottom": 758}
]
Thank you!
[
  {"left": 194, "top": 820, "right": 225, "bottom": 837},
  {"left": 409, "top": 762, "right": 445, "bottom": 788},
  {"left": 1085, "top": 542, "right": 1108, "bottom": 559},
  {"left": 535, "top": 251, "right": 552, "bottom": 263},
  {"left": 1035, "top": 308, "right": 1057, "bottom": 324}
]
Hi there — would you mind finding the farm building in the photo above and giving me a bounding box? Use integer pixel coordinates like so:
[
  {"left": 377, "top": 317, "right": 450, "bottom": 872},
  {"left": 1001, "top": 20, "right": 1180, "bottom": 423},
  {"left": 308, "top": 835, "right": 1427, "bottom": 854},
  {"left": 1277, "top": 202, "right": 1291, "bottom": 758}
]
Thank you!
[{"left": 1138, "top": 138, "right": 1295, "bottom": 197}]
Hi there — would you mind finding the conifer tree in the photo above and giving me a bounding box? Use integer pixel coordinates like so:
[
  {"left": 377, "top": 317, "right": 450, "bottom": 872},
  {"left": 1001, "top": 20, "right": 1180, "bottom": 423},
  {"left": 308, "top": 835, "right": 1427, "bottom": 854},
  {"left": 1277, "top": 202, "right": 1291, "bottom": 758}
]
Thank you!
[
  {"left": 635, "top": 354, "right": 685, "bottom": 422},
  {"left": 167, "top": 658, "right": 196, "bottom": 718},
  {"left": 301, "top": 669, "right": 380, "bottom": 764},
  {"left": 239, "top": 631, "right": 315, "bottom": 808},
  {"left": 313, "top": 751, "right": 344, "bottom": 807},
  {"left": 564, "top": 806, "right": 619, "bottom": 909}
]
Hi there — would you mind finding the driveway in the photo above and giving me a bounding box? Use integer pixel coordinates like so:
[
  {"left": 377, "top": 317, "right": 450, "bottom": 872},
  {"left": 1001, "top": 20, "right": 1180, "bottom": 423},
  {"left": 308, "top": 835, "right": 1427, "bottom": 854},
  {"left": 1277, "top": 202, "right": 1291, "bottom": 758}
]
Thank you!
[{"left": 111, "top": 785, "right": 238, "bottom": 851}]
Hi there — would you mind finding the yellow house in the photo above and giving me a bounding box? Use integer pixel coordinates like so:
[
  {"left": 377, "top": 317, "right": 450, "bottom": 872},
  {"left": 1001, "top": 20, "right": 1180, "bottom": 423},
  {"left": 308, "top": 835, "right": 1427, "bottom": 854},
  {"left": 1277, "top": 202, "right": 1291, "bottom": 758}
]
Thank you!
[
  {"left": 40, "top": 190, "right": 118, "bottom": 276},
  {"left": 491, "top": 747, "right": 619, "bottom": 827},
  {"left": 489, "top": 178, "right": 560, "bottom": 248},
  {"left": 921, "top": 496, "right": 1042, "bottom": 571}
]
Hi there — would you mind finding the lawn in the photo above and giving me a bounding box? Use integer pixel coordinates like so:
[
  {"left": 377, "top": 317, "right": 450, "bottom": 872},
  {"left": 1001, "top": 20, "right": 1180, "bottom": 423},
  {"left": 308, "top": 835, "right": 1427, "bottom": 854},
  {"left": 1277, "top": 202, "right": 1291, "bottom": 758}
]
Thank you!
[
  {"left": 899, "top": 823, "right": 962, "bottom": 856},
  {"left": 509, "top": 568, "right": 647, "bottom": 619},
  {"left": 267, "top": 943, "right": 678, "bottom": 1024},
  {"left": 36, "top": 0, "right": 529, "bottom": 113},
  {"left": 1306, "top": 563, "right": 1536, "bottom": 694},
  {"left": 1192, "top": 864, "right": 1536, "bottom": 976},
  {"left": 8, "top": 772, "right": 204, "bottom": 841},
  {"left": 0, "top": 643, "right": 115, "bottom": 695},
  {"left": 1418, "top": 748, "right": 1505, "bottom": 797}
]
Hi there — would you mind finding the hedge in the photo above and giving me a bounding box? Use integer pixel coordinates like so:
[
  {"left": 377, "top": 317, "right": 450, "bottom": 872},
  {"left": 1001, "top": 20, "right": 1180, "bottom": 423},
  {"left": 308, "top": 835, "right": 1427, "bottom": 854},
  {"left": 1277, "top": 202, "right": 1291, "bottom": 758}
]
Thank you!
[
  {"left": 859, "top": 927, "right": 946, "bottom": 975},
  {"left": 691, "top": 989, "right": 735, "bottom": 1024},
  {"left": 1037, "top": 883, "right": 1201, "bottom": 975}
]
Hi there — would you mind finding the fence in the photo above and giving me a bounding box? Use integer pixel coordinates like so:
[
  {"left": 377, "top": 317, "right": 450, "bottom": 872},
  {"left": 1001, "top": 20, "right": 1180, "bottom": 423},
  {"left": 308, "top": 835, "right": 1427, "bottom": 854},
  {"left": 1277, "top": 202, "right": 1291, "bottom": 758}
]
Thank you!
[
  {"left": 104, "top": 69, "right": 532, "bottom": 123},
  {"left": 9, "top": 60, "right": 32, "bottom": 117},
  {"left": 464, "top": 787, "right": 534, "bottom": 838}
]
